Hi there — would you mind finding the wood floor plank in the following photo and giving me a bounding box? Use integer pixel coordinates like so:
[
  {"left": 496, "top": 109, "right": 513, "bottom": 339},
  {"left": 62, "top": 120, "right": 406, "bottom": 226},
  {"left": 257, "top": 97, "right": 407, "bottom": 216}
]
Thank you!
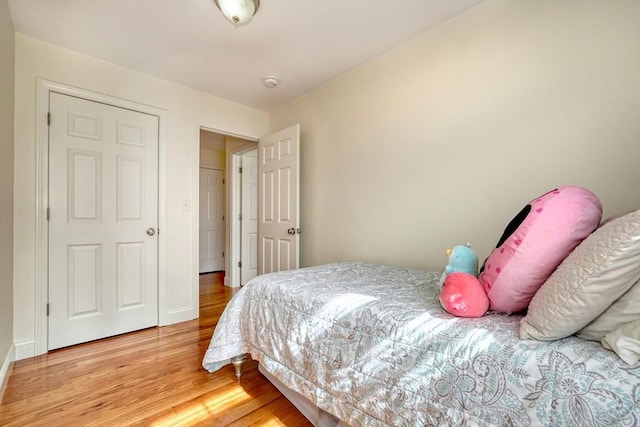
[{"left": 0, "top": 272, "right": 313, "bottom": 426}]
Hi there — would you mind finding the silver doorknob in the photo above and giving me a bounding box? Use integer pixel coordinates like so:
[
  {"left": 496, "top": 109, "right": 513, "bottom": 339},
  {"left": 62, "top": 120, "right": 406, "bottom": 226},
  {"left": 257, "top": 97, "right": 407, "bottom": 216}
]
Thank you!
[
  {"left": 146, "top": 228, "right": 156, "bottom": 236},
  {"left": 287, "top": 228, "right": 296, "bottom": 235}
]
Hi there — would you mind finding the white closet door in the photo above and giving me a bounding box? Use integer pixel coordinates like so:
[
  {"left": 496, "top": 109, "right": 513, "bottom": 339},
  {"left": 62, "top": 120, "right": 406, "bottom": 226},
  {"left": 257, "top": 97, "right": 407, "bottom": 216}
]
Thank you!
[{"left": 48, "top": 92, "right": 159, "bottom": 350}]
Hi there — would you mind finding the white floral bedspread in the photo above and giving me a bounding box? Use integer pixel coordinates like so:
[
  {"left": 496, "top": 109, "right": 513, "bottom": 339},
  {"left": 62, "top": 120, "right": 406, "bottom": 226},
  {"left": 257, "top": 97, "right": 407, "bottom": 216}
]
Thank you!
[{"left": 203, "top": 262, "right": 640, "bottom": 426}]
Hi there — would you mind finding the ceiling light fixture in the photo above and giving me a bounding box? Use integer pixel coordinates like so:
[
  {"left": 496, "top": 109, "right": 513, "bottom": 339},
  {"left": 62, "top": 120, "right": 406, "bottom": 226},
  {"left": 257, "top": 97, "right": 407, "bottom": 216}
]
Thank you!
[{"left": 214, "top": 0, "right": 260, "bottom": 26}]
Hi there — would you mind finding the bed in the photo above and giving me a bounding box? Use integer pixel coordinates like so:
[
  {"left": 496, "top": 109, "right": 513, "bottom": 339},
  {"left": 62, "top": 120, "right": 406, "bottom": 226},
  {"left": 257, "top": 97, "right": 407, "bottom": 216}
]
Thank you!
[{"left": 202, "top": 261, "right": 640, "bottom": 426}]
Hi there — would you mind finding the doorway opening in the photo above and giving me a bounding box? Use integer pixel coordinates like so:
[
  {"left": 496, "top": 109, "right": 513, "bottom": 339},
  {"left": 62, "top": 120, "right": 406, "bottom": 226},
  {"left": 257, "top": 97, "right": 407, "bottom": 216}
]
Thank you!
[{"left": 198, "top": 129, "right": 256, "bottom": 287}]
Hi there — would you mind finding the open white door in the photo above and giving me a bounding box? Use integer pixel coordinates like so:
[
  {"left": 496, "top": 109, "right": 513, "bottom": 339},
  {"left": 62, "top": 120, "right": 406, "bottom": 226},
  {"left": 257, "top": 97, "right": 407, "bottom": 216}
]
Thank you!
[
  {"left": 258, "top": 124, "right": 300, "bottom": 275},
  {"left": 240, "top": 150, "right": 258, "bottom": 284}
]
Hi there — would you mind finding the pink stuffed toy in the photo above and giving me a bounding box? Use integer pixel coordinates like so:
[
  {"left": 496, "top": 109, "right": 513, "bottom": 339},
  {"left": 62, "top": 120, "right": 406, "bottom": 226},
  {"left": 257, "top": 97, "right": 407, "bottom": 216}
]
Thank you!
[
  {"left": 438, "top": 244, "right": 488, "bottom": 318},
  {"left": 440, "top": 272, "right": 489, "bottom": 318}
]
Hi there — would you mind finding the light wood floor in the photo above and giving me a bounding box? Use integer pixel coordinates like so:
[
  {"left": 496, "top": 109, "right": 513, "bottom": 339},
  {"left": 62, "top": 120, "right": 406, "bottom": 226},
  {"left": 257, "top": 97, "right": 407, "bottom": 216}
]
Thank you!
[{"left": 0, "top": 273, "right": 313, "bottom": 427}]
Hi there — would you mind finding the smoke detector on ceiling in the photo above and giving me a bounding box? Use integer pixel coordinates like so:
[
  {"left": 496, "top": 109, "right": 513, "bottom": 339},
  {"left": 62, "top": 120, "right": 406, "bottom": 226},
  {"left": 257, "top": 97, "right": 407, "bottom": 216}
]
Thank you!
[{"left": 263, "top": 76, "right": 279, "bottom": 88}]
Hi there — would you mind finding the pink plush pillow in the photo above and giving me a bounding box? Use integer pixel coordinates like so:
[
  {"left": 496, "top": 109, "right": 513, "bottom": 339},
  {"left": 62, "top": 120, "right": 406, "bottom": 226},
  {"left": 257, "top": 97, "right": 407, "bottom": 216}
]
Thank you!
[
  {"left": 479, "top": 186, "right": 602, "bottom": 313},
  {"left": 440, "top": 272, "right": 489, "bottom": 318}
]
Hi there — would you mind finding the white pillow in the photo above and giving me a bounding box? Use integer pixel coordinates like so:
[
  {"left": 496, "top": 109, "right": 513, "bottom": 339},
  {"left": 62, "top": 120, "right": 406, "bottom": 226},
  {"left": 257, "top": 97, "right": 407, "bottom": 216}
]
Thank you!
[
  {"left": 520, "top": 209, "right": 640, "bottom": 341},
  {"left": 577, "top": 276, "right": 640, "bottom": 341},
  {"left": 601, "top": 320, "right": 640, "bottom": 365}
]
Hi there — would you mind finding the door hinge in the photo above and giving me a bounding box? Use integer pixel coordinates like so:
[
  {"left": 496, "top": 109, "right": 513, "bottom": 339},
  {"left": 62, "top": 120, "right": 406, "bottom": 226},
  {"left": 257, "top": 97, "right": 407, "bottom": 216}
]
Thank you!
[
  {"left": 238, "top": 261, "right": 242, "bottom": 268},
  {"left": 46, "top": 303, "right": 50, "bottom": 316},
  {"left": 47, "top": 112, "right": 51, "bottom": 126},
  {"left": 46, "top": 207, "right": 50, "bottom": 221},
  {"left": 222, "top": 215, "right": 225, "bottom": 221},
  {"left": 238, "top": 167, "right": 243, "bottom": 174},
  {"left": 222, "top": 251, "right": 225, "bottom": 258},
  {"left": 222, "top": 178, "right": 225, "bottom": 185},
  {"left": 238, "top": 213, "right": 242, "bottom": 221}
]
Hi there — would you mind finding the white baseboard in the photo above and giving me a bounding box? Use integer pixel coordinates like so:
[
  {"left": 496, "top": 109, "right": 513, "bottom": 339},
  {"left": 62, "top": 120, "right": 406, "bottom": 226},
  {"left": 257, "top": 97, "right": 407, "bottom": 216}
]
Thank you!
[
  {"left": 0, "top": 344, "right": 15, "bottom": 402},
  {"left": 164, "top": 306, "right": 196, "bottom": 325},
  {"left": 14, "top": 339, "right": 35, "bottom": 361}
]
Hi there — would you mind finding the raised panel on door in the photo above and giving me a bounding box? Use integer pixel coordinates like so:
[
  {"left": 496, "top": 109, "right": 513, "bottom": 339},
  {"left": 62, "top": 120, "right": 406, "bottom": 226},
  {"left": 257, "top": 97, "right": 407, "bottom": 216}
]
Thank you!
[
  {"left": 116, "top": 242, "right": 145, "bottom": 309},
  {"left": 67, "top": 112, "right": 102, "bottom": 140},
  {"left": 117, "top": 156, "right": 144, "bottom": 221},
  {"left": 48, "top": 92, "right": 159, "bottom": 350},
  {"left": 262, "top": 237, "right": 275, "bottom": 274},
  {"left": 278, "top": 166, "right": 291, "bottom": 222},
  {"left": 67, "top": 150, "right": 102, "bottom": 221},
  {"left": 262, "top": 169, "right": 274, "bottom": 223},
  {"left": 66, "top": 244, "right": 102, "bottom": 318},
  {"left": 278, "top": 239, "right": 292, "bottom": 272}
]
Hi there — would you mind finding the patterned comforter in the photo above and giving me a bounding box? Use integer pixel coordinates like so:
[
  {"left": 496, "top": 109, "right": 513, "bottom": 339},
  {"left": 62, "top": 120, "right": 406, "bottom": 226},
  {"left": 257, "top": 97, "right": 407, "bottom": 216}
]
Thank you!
[{"left": 202, "top": 262, "right": 640, "bottom": 426}]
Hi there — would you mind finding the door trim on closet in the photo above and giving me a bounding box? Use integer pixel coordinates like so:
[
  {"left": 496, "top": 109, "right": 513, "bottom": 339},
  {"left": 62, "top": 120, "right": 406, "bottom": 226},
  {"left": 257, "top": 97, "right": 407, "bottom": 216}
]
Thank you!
[{"left": 33, "top": 79, "right": 168, "bottom": 358}]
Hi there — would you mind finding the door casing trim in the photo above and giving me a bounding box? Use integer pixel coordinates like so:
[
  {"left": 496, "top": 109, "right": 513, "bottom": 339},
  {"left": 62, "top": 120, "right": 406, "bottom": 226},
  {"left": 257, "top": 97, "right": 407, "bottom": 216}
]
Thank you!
[{"left": 35, "top": 79, "right": 168, "bottom": 356}]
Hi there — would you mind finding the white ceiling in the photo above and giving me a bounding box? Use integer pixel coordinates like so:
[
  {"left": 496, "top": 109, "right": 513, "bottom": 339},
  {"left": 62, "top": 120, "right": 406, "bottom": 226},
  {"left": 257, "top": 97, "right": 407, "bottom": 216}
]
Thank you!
[{"left": 8, "top": 0, "right": 482, "bottom": 111}]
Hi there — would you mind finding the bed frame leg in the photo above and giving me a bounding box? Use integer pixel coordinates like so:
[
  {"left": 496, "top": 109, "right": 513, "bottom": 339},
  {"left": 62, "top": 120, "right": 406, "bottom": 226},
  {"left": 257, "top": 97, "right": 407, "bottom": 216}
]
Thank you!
[{"left": 231, "top": 354, "right": 247, "bottom": 378}]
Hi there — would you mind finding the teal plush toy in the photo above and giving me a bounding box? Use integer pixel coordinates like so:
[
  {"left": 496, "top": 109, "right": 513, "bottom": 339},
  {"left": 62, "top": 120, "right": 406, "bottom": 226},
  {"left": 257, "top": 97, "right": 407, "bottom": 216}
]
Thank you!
[
  {"left": 438, "top": 243, "right": 479, "bottom": 288},
  {"left": 439, "top": 243, "right": 489, "bottom": 318}
]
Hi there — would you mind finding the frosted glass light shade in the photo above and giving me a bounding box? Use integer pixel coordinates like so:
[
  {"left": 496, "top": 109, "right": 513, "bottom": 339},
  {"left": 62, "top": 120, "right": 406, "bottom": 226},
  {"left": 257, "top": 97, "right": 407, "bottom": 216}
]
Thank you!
[{"left": 215, "top": 0, "right": 260, "bottom": 25}]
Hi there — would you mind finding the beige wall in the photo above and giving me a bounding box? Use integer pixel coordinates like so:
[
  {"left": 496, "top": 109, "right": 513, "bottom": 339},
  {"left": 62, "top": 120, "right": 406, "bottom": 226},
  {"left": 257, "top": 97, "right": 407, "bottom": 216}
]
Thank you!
[
  {"left": 200, "top": 148, "right": 226, "bottom": 170},
  {"left": 200, "top": 130, "right": 226, "bottom": 170},
  {"left": 270, "top": 0, "right": 640, "bottom": 272},
  {"left": 13, "top": 34, "right": 268, "bottom": 358},
  {"left": 0, "top": 0, "right": 15, "bottom": 394}
]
